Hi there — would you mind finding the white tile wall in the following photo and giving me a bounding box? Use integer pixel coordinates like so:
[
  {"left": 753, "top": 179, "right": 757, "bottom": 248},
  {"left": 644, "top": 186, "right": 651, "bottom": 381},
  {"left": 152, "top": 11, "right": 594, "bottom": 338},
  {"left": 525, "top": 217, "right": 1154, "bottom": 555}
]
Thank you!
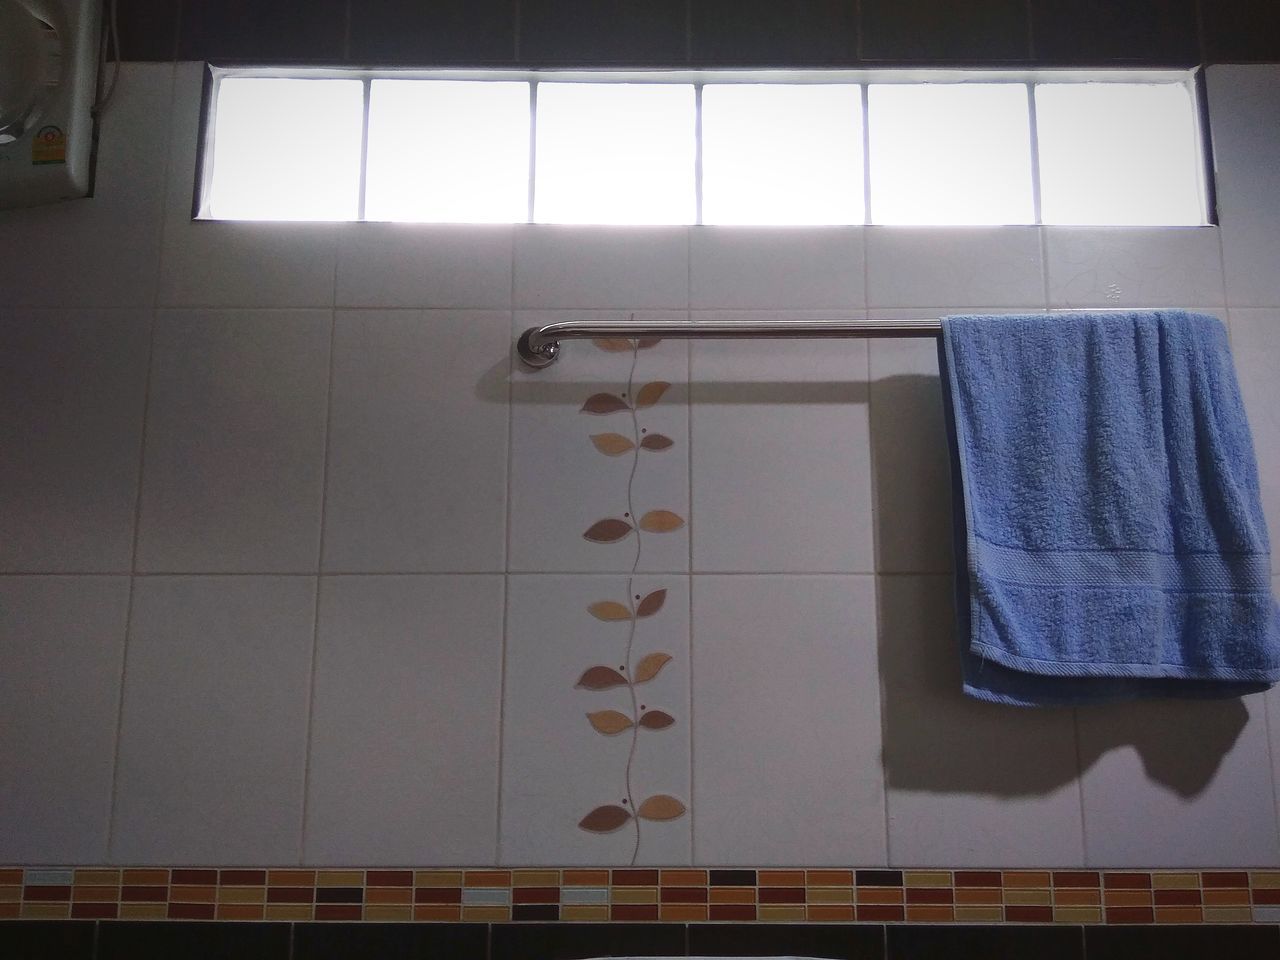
[
  {"left": 0, "top": 309, "right": 151, "bottom": 572},
  {"left": 305, "top": 576, "right": 505, "bottom": 864},
  {"left": 111, "top": 576, "right": 314, "bottom": 863},
  {"left": 1, "top": 62, "right": 1279, "bottom": 871},
  {"left": 0, "top": 577, "right": 130, "bottom": 863}
]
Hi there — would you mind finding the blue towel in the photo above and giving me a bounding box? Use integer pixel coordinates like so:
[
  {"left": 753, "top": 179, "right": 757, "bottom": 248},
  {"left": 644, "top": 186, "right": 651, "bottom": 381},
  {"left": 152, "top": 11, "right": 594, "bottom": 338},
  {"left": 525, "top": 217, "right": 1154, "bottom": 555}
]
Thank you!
[{"left": 938, "top": 310, "right": 1280, "bottom": 706}]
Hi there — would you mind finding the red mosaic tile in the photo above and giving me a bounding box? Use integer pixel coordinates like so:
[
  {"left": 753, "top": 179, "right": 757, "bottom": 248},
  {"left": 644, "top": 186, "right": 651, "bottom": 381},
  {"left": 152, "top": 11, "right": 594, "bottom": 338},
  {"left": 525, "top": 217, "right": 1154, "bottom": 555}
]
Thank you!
[
  {"left": 1103, "top": 873, "right": 1152, "bottom": 889},
  {"left": 1154, "top": 889, "right": 1202, "bottom": 906},
  {"left": 1053, "top": 871, "right": 1100, "bottom": 887},
  {"left": 414, "top": 888, "right": 462, "bottom": 904},
  {"left": 857, "top": 905, "right": 905, "bottom": 921},
  {"left": 954, "top": 871, "right": 1002, "bottom": 887},
  {"left": 1005, "top": 906, "right": 1052, "bottom": 922},
  {"left": 171, "top": 869, "right": 217, "bottom": 885},
  {"left": 23, "top": 886, "right": 70, "bottom": 902},
  {"left": 758, "top": 887, "right": 804, "bottom": 904},
  {"left": 1202, "top": 872, "right": 1249, "bottom": 888},
  {"left": 367, "top": 870, "right": 412, "bottom": 887},
  {"left": 513, "top": 887, "right": 559, "bottom": 904},
  {"left": 661, "top": 887, "right": 709, "bottom": 904},
  {"left": 121, "top": 885, "right": 167, "bottom": 902},
  {"left": 906, "top": 888, "right": 954, "bottom": 905},
  {"left": 219, "top": 870, "right": 266, "bottom": 886},
  {"left": 267, "top": 887, "right": 314, "bottom": 904},
  {"left": 1107, "top": 906, "right": 1156, "bottom": 924},
  {"left": 71, "top": 903, "right": 118, "bottom": 919},
  {"left": 315, "top": 904, "right": 362, "bottom": 921},
  {"left": 168, "top": 902, "right": 215, "bottom": 920},
  {"left": 710, "top": 904, "right": 756, "bottom": 921},
  {"left": 611, "top": 870, "right": 659, "bottom": 886},
  {"left": 1252, "top": 889, "right": 1280, "bottom": 905}
]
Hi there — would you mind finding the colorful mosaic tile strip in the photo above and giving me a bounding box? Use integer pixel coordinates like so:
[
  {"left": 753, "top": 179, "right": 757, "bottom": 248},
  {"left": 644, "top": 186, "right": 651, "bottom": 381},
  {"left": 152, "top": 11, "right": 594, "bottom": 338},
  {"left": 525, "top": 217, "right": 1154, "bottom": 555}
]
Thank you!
[{"left": 3, "top": 868, "right": 1278, "bottom": 924}]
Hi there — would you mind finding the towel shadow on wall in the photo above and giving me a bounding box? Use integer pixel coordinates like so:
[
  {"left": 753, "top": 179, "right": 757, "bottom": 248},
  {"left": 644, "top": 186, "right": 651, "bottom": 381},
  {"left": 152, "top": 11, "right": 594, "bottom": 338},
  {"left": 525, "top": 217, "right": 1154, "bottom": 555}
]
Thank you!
[{"left": 871, "top": 372, "right": 1249, "bottom": 802}]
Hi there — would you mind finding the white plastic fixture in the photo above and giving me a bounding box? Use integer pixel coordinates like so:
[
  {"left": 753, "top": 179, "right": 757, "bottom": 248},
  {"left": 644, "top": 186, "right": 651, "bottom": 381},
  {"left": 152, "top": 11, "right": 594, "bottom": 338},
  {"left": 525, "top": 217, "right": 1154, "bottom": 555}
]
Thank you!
[
  {"left": 868, "top": 82, "right": 1035, "bottom": 225},
  {"left": 1035, "top": 82, "right": 1206, "bottom": 226},
  {"left": 203, "top": 77, "right": 365, "bottom": 221},
  {"left": 701, "top": 83, "right": 865, "bottom": 225},
  {"left": 365, "top": 79, "right": 530, "bottom": 223},
  {"left": 533, "top": 81, "right": 696, "bottom": 225}
]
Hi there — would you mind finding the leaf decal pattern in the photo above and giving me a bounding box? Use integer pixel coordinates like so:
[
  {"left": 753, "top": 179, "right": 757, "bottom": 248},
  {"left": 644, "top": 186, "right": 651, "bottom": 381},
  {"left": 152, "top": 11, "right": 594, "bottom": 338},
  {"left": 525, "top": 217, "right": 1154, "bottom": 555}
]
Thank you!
[
  {"left": 638, "top": 709, "right": 675, "bottom": 730},
  {"left": 634, "top": 381, "right": 670, "bottom": 408},
  {"left": 633, "top": 652, "right": 672, "bottom": 683},
  {"left": 637, "top": 795, "right": 686, "bottom": 821},
  {"left": 574, "top": 317, "right": 687, "bottom": 863},
  {"left": 639, "top": 510, "right": 684, "bottom": 533},
  {"left": 581, "top": 393, "right": 631, "bottom": 415},
  {"left": 583, "top": 519, "right": 633, "bottom": 543},
  {"left": 588, "top": 710, "right": 634, "bottom": 735},
  {"left": 577, "top": 666, "right": 628, "bottom": 690},
  {"left": 588, "top": 600, "right": 632, "bottom": 622},
  {"left": 591, "top": 433, "right": 636, "bottom": 456},
  {"left": 634, "top": 589, "right": 666, "bottom": 618},
  {"left": 579, "top": 805, "right": 633, "bottom": 832}
]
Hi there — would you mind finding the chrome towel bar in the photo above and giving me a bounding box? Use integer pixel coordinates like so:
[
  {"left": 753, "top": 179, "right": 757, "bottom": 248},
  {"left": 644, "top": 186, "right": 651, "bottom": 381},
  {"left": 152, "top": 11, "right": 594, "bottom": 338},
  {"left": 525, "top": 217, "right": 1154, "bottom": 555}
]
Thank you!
[{"left": 517, "top": 317, "right": 943, "bottom": 368}]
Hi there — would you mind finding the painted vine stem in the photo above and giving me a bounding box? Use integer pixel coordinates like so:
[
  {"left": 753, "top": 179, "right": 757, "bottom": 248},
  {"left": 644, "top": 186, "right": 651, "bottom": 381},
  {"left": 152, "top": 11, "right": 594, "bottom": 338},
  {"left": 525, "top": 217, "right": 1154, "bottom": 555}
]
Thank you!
[{"left": 574, "top": 334, "right": 687, "bottom": 865}]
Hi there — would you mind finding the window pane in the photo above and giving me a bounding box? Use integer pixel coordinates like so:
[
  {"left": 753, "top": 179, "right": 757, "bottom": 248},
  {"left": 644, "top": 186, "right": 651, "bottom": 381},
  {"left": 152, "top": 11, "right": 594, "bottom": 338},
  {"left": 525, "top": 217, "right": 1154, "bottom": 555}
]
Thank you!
[
  {"left": 868, "top": 83, "right": 1034, "bottom": 225},
  {"left": 365, "top": 80, "right": 530, "bottom": 223},
  {"left": 534, "top": 83, "right": 695, "bottom": 225},
  {"left": 207, "top": 78, "right": 364, "bottom": 221},
  {"left": 1036, "top": 83, "right": 1204, "bottom": 226},
  {"left": 702, "top": 84, "right": 864, "bottom": 225}
]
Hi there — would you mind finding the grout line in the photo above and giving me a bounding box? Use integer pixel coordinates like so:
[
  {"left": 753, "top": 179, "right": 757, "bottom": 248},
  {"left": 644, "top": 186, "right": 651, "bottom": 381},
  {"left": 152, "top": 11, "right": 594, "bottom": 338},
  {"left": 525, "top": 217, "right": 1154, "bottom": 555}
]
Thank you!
[
  {"left": 496, "top": 259, "right": 517, "bottom": 865},
  {"left": 495, "top": 574, "right": 511, "bottom": 867},
  {"left": 685, "top": 246, "right": 695, "bottom": 864},
  {"left": 297, "top": 307, "right": 340, "bottom": 864}
]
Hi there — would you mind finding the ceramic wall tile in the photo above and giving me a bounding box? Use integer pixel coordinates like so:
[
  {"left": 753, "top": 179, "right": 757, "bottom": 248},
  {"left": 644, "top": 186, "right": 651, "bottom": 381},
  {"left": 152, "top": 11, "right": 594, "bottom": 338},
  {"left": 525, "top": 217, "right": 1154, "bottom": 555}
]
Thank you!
[
  {"left": 510, "top": 311, "right": 690, "bottom": 573},
  {"left": 1045, "top": 227, "right": 1225, "bottom": 308},
  {"left": 879, "top": 575, "right": 1086, "bottom": 867},
  {"left": 691, "top": 575, "right": 886, "bottom": 865},
  {"left": 0, "top": 309, "right": 150, "bottom": 572},
  {"left": 689, "top": 227, "right": 865, "bottom": 310},
  {"left": 305, "top": 576, "right": 504, "bottom": 864},
  {"left": 1077, "top": 694, "right": 1280, "bottom": 867},
  {"left": 1207, "top": 65, "right": 1280, "bottom": 307},
  {"left": 335, "top": 225, "right": 514, "bottom": 309},
  {"left": 0, "top": 64, "right": 173, "bottom": 307},
  {"left": 323, "top": 310, "right": 509, "bottom": 573},
  {"left": 866, "top": 228, "right": 1045, "bottom": 309},
  {"left": 111, "top": 576, "right": 315, "bottom": 864},
  {"left": 1229, "top": 309, "right": 1280, "bottom": 543},
  {"left": 158, "top": 64, "right": 337, "bottom": 308},
  {"left": 513, "top": 227, "right": 689, "bottom": 309},
  {"left": 501, "top": 575, "right": 691, "bottom": 865},
  {"left": 0, "top": 577, "right": 130, "bottom": 862},
  {"left": 135, "top": 310, "right": 331, "bottom": 573},
  {"left": 690, "top": 312, "right": 873, "bottom": 573}
]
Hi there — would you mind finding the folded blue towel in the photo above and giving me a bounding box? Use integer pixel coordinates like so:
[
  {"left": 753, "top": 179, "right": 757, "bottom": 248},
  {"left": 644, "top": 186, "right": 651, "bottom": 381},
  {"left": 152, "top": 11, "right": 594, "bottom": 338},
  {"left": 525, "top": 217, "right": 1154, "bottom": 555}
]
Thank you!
[{"left": 938, "top": 310, "right": 1280, "bottom": 706}]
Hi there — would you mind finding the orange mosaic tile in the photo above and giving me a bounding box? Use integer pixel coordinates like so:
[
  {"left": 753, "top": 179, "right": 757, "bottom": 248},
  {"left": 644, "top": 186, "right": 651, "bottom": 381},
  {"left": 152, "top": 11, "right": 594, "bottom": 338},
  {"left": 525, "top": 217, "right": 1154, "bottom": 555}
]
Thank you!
[
  {"left": 562, "top": 870, "right": 608, "bottom": 886},
  {"left": 807, "top": 870, "right": 854, "bottom": 886}
]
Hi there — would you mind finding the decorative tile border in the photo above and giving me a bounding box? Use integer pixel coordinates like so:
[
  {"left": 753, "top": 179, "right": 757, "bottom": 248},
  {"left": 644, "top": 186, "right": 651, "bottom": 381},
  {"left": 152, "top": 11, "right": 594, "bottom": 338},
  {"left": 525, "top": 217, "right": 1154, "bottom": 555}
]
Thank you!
[{"left": 3, "top": 868, "right": 1280, "bottom": 924}]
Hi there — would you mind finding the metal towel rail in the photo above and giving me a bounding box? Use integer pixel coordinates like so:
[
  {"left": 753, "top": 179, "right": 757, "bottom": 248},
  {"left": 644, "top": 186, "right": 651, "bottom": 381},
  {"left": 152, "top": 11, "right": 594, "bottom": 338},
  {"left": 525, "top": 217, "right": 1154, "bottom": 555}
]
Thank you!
[{"left": 516, "top": 317, "right": 943, "bottom": 368}]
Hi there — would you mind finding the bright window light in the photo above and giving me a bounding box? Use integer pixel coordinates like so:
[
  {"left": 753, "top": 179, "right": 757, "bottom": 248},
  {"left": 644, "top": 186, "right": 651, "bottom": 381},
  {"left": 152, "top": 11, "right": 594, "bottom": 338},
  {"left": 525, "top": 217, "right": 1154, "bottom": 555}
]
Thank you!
[
  {"left": 1036, "top": 83, "right": 1204, "bottom": 226},
  {"left": 702, "top": 84, "right": 864, "bottom": 225},
  {"left": 534, "top": 82, "right": 695, "bottom": 225},
  {"left": 868, "top": 83, "right": 1035, "bottom": 225},
  {"left": 206, "top": 78, "right": 364, "bottom": 221},
  {"left": 365, "top": 80, "right": 530, "bottom": 223}
]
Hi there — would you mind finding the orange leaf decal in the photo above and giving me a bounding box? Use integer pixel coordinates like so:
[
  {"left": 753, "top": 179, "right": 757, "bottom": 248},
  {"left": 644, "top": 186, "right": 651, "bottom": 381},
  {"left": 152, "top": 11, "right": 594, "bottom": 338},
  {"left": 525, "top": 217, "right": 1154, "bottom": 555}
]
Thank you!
[
  {"left": 587, "top": 710, "right": 634, "bottom": 735},
  {"left": 581, "top": 393, "right": 631, "bottom": 415},
  {"left": 639, "top": 710, "right": 675, "bottom": 730},
  {"left": 639, "top": 510, "right": 684, "bottom": 533},
  {"left": 640, "top": 433, "right": 673, "bottom": 451},
  {"left": 579, "top": 804, "right": 633, "bottom": 832},
  {"left": 591, "top": 433, "right": 635, "bottom": 456},
  {"left": 588, "top": 600, "right": 632, "bottom": 622},
  {"left": 634, "top": 381, "right": 670, "bottom": 408},
  {"left": 635, "top": 589, "right": 667, "bottom": 618},
  {"left": 594, "top": 338, "right": 634, "bottom": 352},
  {"left": 636, "top": 337, "right": 662, "bottom": 349},
  {"left": 633, "top": 652, "right": 672, "bottom": 683},
  {"left": 577, "top": 666, "right": 628, "bottom": 690},
  {"left": 637, "top": 795, "right": 686, "bottom": 821},
  {"left": 583, "top": 519, "right": 633, "bottom": 543}
]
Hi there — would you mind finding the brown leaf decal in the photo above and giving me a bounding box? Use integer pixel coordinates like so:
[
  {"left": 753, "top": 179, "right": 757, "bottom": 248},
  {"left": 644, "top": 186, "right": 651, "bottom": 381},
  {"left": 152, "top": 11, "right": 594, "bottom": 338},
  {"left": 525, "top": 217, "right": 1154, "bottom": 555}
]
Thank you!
[
  {"left": 634, "top": 381, "right": 670, "bottom": 408},
  {"left": 583, "top": 519, "right": 633, "bottom": 543},
  {"left": 587, "top": 710, "right": 634, "bottom": 735},
  {"left": 639, "top": 510, "right": 684, "bottom": 533},
  {"left": 588, "top": 600, "right": 632, "bottom": 622},
  {"left": 594, "top": 338, "right": 633, "bottom": 352},
  {"left": 637, "top": 795, "right": 686, "bottom": 821},
  {"left": 635, "top": 589, "right": 667, "bottom": 618},
  {"left": 579, "top": 804, "right": 633, "bottom": 832},
  {"left": 639, "top": 710, "right": 675, "bottom": 730},
  {"left": 633, "top": 652, "right": 672, "bottom": 683},
  {"left": 640, "top": 433, "right": 674, "bottom": 451},
  {"left": 636, "top": 337, "right": 662, "bottom": 349},
  {"left": 591, "top": 433, "right": 635, "bottom": 456},
  {"left": 581, "top": 393, "right": 631, "bottom": 415},
  {"left": 577, "top": 666, "right": 628, "bottom": 690}
]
